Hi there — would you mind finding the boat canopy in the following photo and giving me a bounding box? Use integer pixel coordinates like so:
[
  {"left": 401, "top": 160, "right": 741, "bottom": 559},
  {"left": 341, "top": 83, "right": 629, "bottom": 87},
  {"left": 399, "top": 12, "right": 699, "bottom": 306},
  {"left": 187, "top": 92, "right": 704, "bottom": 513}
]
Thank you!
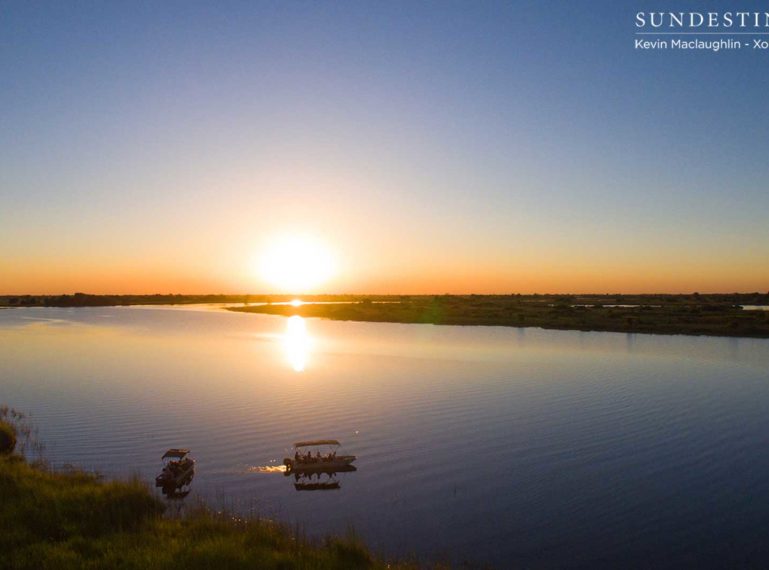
[
  {"left": 293, "top": 439, "right": 340, "bottom": 448},
  {"left": 162, "top": 448, "right": 190, "bottom": 459}
]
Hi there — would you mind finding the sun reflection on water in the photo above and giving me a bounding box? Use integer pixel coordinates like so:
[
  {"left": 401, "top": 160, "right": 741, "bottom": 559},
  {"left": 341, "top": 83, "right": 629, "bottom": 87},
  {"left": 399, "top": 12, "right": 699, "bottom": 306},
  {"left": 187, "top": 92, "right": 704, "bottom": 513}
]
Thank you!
[
  {"left": 247, "top": 465, "right": 287, "bottom": 474},
  {"left": 283, "top": 315, "right": 311, "bottom": 372}
]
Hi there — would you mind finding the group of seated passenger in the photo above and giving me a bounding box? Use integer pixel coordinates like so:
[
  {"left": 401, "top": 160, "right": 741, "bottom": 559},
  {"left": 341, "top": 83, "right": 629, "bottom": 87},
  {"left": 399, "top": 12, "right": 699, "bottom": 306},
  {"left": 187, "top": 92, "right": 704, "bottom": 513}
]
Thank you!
[
  {"left": 294, "top": 450, "right": 337, "bottom": 463},
  {"left": 166, "top": 459, "right": 188, "bottom": 475}
]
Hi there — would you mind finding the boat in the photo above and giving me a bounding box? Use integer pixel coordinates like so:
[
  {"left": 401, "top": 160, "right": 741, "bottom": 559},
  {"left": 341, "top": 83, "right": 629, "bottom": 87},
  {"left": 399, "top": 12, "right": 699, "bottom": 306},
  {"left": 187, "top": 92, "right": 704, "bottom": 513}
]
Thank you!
[
  {"left": 283, "top": 439, "right": 356, "bottom": 474},
  {"left": 155, "top": 448, "right": 195, "bottom": 490}
]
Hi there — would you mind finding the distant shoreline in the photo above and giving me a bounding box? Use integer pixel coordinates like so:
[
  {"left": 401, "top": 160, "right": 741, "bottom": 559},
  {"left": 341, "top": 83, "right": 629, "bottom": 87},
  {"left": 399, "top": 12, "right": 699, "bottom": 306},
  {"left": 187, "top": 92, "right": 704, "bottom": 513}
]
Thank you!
[{"left": 2, "top": 293, "right": 769, "bottom": 339}]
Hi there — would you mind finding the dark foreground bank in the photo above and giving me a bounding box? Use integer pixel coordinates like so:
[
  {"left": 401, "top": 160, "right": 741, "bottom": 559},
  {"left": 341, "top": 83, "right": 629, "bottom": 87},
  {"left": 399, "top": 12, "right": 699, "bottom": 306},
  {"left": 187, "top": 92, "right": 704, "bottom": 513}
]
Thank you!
[{"left": 0, "top": 449, "right": 425, "bottom": 569}]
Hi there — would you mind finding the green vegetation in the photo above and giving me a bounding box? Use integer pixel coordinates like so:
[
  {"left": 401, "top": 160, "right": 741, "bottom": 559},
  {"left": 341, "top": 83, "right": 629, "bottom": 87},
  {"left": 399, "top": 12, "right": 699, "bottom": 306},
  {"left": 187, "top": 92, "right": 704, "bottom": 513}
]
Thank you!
[
  {"left": 0, "top": 421, "right": 16, "bottom": 454},
  {"left": 229, "top": 294, "right": 769, "bottom": 338},
  {"left": 0, "top": 454, "right": 424, "bottom": 570},
  {"left": 0, "top": 407, "right": 43, "bottom": 459}
]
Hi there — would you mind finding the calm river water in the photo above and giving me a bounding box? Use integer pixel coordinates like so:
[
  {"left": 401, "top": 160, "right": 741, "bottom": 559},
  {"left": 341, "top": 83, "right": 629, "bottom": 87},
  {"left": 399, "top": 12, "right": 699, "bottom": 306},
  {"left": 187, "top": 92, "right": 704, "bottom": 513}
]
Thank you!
[{"left": 2, "top": 305, "right": 769, "bottom": 568}]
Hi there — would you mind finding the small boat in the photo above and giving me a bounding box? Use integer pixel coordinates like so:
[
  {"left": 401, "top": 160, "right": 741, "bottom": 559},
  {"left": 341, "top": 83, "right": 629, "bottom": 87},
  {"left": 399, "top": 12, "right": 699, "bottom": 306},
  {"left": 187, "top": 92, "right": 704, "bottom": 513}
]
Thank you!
[
  {"left": 155, "top": 448, "right": 195, "bottom": 489},
  {"left": 283, "top": 439, "right": 356, "bottom": 474}
]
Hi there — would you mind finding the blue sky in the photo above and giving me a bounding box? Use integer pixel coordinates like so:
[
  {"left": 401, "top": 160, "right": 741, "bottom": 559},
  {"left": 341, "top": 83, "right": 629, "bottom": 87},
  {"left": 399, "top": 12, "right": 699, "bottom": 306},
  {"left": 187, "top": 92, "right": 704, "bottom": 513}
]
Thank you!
[{"left": 2, "top": 1, "right": 768, "bottom": 293}]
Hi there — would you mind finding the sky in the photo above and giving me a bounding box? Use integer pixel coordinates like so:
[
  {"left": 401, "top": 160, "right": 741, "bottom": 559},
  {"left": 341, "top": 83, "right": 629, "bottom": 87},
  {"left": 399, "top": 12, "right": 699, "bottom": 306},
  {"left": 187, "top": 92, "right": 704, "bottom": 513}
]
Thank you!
[{"left": 2, "top": 1, "right": 769, "bottom": 294}]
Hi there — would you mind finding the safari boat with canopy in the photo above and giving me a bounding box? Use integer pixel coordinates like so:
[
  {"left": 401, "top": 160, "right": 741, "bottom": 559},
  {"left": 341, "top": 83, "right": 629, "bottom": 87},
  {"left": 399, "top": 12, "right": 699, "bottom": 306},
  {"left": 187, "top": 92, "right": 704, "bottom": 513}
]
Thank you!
[
  {"left": 155, "top": 448, "right": 195, "bottom": 490},
  {"left": 283, "top": 439, "right": 356, "bottom": 474}
]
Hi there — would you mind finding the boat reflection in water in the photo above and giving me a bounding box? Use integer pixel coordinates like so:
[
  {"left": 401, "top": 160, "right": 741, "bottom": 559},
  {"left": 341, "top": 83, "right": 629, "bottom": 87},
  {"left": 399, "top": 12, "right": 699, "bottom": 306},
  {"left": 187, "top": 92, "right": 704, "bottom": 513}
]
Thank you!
[
  {"left": 162, "top": 486, "right": 192, "bottom": 499},
  {"left": 283, "top": 439, "right": 357, "bottom": 491},
  {"left": 290, "top": 467, "right": 357, "bottom": 491}
]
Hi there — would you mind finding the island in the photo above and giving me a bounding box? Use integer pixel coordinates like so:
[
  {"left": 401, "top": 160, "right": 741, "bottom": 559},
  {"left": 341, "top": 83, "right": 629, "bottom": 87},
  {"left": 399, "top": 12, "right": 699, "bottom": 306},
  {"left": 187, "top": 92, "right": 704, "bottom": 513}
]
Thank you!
[{"left": 229, "top": 293, "right": 769, "bottom": 339}]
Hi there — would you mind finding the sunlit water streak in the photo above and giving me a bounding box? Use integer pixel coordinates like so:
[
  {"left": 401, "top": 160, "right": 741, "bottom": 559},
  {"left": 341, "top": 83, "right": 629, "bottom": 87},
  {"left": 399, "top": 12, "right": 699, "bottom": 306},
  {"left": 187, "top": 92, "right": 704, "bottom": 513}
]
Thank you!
[
  {"left": 247, "top": 465, "right": 287, "bottom": 474},
  {"left": 1, "top": 306, "right": 769, "bottom": 567},
  {"left": 283, "top": 315, "right": 311, "bottom": 372}
]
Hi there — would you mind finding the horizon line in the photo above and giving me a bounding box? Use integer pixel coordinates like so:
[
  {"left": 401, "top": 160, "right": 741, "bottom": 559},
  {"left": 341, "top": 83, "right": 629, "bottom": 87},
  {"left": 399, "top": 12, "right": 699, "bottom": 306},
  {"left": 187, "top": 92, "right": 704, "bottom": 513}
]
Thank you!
[{"left": 2, "top": 291, "right": 767, "bottom": 297}]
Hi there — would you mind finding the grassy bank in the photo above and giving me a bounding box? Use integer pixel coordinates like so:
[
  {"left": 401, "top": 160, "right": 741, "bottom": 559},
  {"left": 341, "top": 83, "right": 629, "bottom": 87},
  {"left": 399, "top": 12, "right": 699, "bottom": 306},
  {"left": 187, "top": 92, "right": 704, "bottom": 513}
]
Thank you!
[
  {"left": 0, "top": 453, "right": 420, "bottom": 570},
  {"left": 229, "top": 294, "right": 769, "bottom": 338}
]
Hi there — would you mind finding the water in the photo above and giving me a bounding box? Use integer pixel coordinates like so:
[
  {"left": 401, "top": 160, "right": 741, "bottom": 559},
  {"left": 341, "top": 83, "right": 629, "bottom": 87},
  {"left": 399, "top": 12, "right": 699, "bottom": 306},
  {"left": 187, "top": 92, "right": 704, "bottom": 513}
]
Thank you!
[{"left": 2, "top": 305, "right": 769, "bottom": 568}]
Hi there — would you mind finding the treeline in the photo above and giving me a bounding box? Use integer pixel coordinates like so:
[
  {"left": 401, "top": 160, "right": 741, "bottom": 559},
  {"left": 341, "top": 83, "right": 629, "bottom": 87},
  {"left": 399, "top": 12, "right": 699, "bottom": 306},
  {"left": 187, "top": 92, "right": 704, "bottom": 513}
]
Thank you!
[
  {"left": 1, "top": 292, "right": 768, "bottom": 308},
  {"left": 1, "top": 293, "right": 378, "bottom": 307},
  {"left": 2, "top": 293, "right": 251, "bottom": 307}
]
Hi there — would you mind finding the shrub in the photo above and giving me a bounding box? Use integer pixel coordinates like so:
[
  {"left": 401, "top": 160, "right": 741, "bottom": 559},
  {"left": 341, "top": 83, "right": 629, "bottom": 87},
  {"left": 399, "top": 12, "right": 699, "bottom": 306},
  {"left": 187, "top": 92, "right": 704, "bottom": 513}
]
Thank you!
[{"left": 0, "top": 421, "right": 15, "bottom": 455}]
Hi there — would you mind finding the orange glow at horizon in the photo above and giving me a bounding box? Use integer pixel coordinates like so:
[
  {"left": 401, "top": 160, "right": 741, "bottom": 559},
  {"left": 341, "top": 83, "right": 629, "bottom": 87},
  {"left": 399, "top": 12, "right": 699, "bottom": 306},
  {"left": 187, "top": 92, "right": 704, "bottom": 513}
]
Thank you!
[
  {"left": 3, "top": 257, "right": 769, "bottom": 295},
  {"left": 3, "top": 234, "right": 769, "bottom": 296}
]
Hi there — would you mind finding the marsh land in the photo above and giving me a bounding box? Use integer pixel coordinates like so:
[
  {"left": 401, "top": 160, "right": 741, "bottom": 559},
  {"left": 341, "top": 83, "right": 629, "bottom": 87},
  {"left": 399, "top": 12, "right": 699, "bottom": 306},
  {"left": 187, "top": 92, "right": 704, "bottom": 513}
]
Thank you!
[{"left": 229, "top": 294, "right": 769, "bottom": 338}]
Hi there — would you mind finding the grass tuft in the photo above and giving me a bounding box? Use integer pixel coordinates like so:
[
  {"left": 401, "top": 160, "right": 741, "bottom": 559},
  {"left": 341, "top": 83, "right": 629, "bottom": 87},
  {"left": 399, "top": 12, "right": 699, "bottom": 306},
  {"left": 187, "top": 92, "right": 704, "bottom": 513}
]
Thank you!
[{"left": 0, "top": 420, "right": 15, "bottom": 454}]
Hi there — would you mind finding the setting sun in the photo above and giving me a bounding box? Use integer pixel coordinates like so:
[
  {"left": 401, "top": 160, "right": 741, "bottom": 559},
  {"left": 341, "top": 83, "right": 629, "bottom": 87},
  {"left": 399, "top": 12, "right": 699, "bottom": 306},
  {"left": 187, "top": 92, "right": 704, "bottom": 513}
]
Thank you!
[{"left": 258, "top": 235, "right": 336, "bottom": 293}]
